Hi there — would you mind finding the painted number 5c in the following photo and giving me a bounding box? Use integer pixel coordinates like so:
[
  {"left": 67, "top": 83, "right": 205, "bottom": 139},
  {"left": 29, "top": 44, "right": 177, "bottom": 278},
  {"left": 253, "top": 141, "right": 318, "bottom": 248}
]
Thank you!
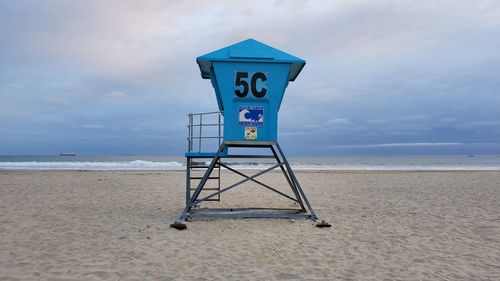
[{"left": 234, "top": 72, "right": 267, "bottom": 98}]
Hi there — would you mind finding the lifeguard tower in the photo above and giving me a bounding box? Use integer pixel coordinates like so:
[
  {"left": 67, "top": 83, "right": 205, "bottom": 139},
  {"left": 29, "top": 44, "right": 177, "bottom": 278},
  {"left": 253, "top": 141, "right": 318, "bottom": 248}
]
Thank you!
[{"left": 177, "top": 39, "right": 318, "bottom": 222}]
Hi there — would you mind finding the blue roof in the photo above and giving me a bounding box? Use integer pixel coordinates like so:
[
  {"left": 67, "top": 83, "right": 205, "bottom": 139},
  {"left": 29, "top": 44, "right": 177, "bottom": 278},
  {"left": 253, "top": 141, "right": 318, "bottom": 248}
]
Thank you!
[{"left": 196, "top": 38, "right": 306, "bottom": 81}]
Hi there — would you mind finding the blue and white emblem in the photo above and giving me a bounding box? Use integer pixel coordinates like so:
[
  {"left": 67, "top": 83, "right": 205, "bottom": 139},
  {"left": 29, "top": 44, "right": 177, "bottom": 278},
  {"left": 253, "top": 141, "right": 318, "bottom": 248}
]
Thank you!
[{"left": 239, "top": 106, "right": 264, "bottom": 126}]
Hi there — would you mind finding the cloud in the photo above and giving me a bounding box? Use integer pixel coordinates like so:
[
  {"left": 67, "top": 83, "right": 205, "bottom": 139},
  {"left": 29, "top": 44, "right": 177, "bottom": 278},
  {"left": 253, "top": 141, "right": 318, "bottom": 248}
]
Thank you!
[
  {"left": 1, "top": 0, "right": 500, "bottom": 155},
  {"left": 326, "top": 118, "right": 352, "bottom": 125},
  {"left": 398, "top": 114, "right": 428, "bottom": 121},
  {"left": 107, "top": 90, "right": 128, "bottom": 99},
  {"left": 39, "top": 97, "right": 73, "bottom": 108},
  {"left": 366, "top": 119, "right": 386, "bottom": 124},
  {"left": 327, "top": 142, "right": 464, "bottom": 149},
  {"left": 455, "top": 121, "right": 500, "bottom": 131},
  {"left": 462, "top": 121, "right": 500, "bottom": 127},
  {"left": 83, "top": 124, "right": 106, "bottom": 129},
  {"left": 439, "top": 118, "right": 458, "bottom": 123}
]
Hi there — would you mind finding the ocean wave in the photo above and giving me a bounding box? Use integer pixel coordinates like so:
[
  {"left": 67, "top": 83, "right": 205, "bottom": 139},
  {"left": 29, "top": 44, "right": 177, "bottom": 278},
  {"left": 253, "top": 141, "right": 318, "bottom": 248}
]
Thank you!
[
  {"left": 0, "top": 160, "right": 185, "bottom": 170},
  {"left": 1, "top": 161, "right": 500, "bottom": 171},
  {"left": 291, "top": 165, "right": 500, "bottom": 171}
]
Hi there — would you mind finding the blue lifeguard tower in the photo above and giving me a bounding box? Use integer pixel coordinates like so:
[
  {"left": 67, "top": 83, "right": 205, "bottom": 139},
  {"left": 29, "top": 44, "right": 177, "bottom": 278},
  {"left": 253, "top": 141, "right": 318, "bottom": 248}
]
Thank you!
[{"left": 178, "top": 39, "right": 317, "bottom": 221}]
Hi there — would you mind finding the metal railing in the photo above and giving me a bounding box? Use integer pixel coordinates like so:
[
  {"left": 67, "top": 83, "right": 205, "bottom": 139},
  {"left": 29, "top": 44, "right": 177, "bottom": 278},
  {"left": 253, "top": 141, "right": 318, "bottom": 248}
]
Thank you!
[{"left": 187, "top": 111, "right": 223, "bottom": 153}]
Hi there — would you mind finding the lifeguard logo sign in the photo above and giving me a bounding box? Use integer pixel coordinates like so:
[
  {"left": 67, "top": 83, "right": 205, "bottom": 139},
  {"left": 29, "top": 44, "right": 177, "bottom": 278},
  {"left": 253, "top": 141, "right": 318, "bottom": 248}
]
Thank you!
[{"left": 239, "top": 106, "right": 264, "bottom": 126}]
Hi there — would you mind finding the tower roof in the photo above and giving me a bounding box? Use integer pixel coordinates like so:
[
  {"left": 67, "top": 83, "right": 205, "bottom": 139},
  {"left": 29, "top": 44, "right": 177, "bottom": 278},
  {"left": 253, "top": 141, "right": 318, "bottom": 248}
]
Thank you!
[{"left": 196, "top": 38, "right": 306, "bottom": 81}]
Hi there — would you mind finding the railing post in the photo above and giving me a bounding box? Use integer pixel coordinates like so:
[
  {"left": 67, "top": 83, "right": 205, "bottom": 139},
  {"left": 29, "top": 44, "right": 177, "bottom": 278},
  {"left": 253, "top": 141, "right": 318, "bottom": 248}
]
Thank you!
[
  {"left": 218, "top": 113, "right": 221, "bottom": 146},
  {"left": 188, "top": 113, "right": 193, "bottom": 152},
  {"left": 199, "top": 114, "right": 202, "bottom": 152}
]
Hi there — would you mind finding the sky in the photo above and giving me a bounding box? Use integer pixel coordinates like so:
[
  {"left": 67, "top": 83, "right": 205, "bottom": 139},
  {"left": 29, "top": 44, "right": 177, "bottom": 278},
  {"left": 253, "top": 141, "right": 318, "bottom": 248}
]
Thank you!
[{"left": 1, "top": 0, "right": 500, "bottom": 156}]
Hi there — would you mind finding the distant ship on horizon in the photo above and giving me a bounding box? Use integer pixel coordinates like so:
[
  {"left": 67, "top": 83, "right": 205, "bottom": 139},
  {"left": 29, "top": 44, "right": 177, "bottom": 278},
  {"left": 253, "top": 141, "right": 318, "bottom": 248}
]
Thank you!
[{"left": 59, "top": 152, "right": 76, "bottom": 156}]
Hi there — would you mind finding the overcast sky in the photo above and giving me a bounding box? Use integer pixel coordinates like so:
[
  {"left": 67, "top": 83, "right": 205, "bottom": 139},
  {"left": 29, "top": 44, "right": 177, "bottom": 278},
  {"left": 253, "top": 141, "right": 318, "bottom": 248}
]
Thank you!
[{"left": 1, "top": 0, "right": 500, "bottom": 155}]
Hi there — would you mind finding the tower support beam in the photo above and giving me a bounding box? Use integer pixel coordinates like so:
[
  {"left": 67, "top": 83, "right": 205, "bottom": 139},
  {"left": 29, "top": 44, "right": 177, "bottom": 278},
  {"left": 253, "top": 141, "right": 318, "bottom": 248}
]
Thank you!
[{"left": 179, "top": 141, "right": 317, "bottom": 221}]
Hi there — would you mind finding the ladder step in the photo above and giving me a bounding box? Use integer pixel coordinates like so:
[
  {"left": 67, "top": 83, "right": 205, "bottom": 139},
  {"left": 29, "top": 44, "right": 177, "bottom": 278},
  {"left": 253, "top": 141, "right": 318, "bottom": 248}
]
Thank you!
[
  {"left": 191, "top": 166, "right": 220, "bottom": 169},
  {"left": 190, "top": 188, "right": 220, "bottom": 191},
  {"left": 190, "top": 176, "right": 219, "bottom": 180}
]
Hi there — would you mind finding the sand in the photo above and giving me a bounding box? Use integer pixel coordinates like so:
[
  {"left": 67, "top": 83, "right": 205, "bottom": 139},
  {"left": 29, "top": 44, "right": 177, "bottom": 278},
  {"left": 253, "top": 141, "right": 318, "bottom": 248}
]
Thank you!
[{"left": 1, "top": 170, "right": 499, "bottom": 280}]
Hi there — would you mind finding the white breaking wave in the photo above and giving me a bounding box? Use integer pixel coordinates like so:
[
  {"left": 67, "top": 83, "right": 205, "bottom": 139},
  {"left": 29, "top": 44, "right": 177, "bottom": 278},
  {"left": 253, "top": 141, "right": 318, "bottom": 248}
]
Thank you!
[
  {"left": 221, "top": 164, "right": 500, "bottom": 171},
  {"left": 1, "top": 161, "right": 500, "bottom": 171},
  {"left": 0, "top": 160, "right": 185, "bottom": 170},
  {"left": 291, "top": 165, "right": 500, "bottom": 171}
]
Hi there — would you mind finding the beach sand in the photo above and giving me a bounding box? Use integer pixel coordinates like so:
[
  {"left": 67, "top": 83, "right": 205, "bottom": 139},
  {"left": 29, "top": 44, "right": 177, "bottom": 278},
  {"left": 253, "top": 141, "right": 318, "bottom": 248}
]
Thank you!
[{"left": 1, "top": 170, "right": 499, "bottom": 280}]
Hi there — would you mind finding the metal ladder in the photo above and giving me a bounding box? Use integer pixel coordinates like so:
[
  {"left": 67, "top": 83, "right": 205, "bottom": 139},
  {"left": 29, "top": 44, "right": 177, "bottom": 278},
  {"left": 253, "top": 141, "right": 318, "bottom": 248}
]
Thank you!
[
  {"left": 185, "top": 112, "right": 223, "bottom": 203},
  {"left": 187, "top": 158, "right": 221, "bottom": 202}
]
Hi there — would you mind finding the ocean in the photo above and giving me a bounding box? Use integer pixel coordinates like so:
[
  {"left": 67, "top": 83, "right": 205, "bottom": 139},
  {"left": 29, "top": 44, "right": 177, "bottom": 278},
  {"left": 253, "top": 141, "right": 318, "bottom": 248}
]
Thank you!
[{"left": 1, "top": 155, "right": 500, "bottom": 171}]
